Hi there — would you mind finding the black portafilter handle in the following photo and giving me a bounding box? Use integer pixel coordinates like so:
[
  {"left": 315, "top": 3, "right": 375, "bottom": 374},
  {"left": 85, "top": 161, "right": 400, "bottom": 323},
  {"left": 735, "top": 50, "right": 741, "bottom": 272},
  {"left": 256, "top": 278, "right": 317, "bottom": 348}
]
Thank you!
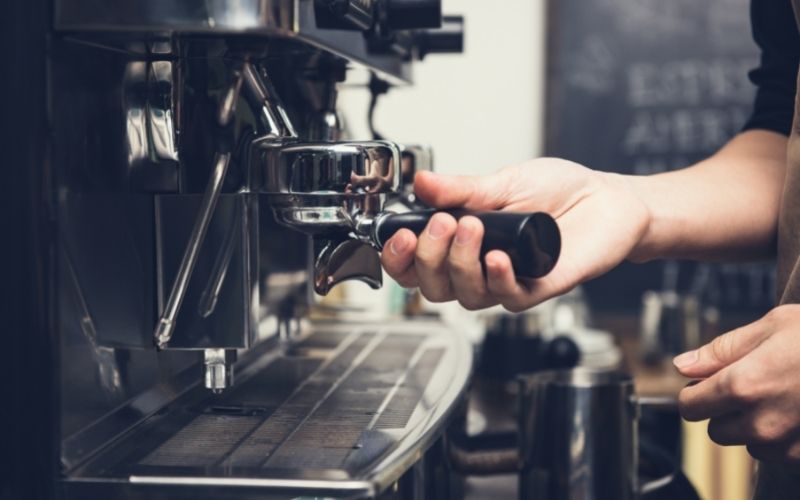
[{"left": 372, "top": 209, "right": 561, "bottom": 279}]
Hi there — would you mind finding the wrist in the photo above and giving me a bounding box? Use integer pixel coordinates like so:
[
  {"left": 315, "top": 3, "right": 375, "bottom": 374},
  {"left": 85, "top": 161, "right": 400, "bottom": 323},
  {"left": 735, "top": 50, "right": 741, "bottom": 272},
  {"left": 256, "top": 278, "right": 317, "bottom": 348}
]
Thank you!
[{"left": 611, "top": 173, "right": 661, "bottom": 262}]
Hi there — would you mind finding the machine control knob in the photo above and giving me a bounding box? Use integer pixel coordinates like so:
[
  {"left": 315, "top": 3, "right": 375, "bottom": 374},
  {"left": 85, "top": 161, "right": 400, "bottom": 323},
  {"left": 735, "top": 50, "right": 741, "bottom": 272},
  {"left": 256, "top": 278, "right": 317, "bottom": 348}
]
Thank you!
[
  {"left": 415, "top": 15, "right": 464, "bottom": 59},
  {"left": 383, "top": 0, "right": 442, "bottom": 30}
]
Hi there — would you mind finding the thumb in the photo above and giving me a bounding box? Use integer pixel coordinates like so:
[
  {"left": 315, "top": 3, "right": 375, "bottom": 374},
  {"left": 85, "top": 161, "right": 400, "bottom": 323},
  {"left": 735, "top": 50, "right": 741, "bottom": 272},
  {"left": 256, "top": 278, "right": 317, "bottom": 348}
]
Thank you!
[
  {"left": 673, "top": 317, "right": 771, "bottom": 378},
  {"left": 413, "top": 171, "right": 507, "bottom": 210}
]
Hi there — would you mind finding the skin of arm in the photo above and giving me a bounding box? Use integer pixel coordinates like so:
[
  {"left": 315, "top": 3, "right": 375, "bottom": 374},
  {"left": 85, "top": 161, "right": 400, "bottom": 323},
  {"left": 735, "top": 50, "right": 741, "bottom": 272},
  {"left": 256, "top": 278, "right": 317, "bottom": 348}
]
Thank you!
[
  {"left": 629, "top": 129, "right": 787, "bottom": 262},
  {"left": 380, "top": 128, "right": 800, "bottom": 463},
  {"left": 381, "top": 128, "right": 787, "bottom": 312}
]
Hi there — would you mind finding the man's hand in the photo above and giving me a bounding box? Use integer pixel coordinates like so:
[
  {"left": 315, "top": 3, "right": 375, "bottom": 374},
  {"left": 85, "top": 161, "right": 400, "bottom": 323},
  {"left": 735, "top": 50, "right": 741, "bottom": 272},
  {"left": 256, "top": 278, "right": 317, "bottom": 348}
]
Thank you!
[
  {"left": 380, "top": 158, "right": 651, "bottom": 311},
  {"left": 675, "top": 304, "right": 800, "bottom": 462}
]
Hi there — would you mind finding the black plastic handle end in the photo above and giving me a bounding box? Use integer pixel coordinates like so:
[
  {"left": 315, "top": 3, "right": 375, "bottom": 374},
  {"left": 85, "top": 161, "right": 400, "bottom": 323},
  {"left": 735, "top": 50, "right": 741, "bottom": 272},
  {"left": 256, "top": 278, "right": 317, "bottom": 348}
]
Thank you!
[{"left": 374, "top": 209, "right": 561, "bottom": 279}]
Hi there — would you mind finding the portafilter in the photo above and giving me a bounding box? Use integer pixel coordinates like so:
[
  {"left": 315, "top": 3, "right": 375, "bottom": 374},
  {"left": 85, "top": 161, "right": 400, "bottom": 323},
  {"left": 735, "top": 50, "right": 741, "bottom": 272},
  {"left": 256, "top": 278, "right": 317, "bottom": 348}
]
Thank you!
[{"left": 253, "top": 139, "right": 562, "bottom": 294}]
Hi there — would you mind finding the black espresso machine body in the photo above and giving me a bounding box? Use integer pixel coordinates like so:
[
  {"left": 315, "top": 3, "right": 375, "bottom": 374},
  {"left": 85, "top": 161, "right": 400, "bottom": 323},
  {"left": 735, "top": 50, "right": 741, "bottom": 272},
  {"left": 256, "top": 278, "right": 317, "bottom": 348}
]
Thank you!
[{"left": 4, "top": 2, "right": 470, "bottom": 499}]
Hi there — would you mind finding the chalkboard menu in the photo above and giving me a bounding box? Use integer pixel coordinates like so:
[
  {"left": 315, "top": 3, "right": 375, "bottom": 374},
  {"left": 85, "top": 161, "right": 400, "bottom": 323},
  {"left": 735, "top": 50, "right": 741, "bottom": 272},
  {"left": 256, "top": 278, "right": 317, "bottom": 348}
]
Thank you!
[{"left": 545, "top": 0, "right": 775, "bottom": 311}]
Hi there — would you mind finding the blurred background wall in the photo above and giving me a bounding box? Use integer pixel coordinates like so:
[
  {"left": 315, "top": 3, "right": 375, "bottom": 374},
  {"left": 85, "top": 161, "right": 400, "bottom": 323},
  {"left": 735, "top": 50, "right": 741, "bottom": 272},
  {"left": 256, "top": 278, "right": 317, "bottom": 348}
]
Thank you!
[{"left": 339, "top": 0, "right": 546, "bottom": 176}]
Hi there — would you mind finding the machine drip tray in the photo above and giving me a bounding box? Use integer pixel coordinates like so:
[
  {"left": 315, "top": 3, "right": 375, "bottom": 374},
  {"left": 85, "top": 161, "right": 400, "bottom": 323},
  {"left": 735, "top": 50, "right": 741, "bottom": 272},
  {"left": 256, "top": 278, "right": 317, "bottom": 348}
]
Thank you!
[{"left": 63, "top": 321, "right": 471, "bottom": 499}]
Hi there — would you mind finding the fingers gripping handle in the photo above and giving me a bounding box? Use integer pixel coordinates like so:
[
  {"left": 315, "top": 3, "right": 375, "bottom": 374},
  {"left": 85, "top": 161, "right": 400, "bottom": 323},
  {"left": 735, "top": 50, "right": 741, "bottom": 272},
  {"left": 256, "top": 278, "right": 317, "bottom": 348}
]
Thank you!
[{"left": 373, "top": 209, "right": 561, "bottom": 279}]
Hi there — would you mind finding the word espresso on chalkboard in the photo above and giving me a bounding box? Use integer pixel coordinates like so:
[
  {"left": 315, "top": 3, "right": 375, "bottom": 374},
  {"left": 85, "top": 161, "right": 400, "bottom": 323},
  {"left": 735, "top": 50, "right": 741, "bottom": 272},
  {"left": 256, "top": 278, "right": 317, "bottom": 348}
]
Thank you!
[{"left": 545, "top": 0, "right": 773, "bottom": 311}]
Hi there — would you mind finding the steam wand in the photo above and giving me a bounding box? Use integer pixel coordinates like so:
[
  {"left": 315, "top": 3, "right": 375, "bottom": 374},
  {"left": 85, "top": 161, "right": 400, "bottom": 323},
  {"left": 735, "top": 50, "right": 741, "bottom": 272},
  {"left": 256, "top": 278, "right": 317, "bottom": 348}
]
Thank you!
[{"left": 154, "top": 61, "right": 298, "bottom": 392}]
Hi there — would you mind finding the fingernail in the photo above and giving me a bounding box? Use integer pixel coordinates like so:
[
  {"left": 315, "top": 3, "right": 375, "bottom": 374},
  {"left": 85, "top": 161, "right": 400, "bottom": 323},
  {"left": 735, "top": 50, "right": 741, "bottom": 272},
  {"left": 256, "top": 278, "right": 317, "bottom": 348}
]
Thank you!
[
  {"left": 427, "top": 218, "right": 447, "bottom": 239},
  {"left": 454, "top": 224, "right": 473, "bottom": 246},
  {"left": 389, "top": 236, "right": 408, "bottom": 255},
  {"left": 673, "top": 350, "right": 698, "bottom": 369}
]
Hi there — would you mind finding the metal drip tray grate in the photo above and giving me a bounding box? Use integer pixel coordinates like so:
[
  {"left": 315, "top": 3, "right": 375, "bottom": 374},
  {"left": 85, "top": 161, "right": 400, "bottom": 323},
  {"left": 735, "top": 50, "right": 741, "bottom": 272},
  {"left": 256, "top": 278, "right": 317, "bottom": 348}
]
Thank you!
[
  {"left": 139, "top": 414, "right": 264, "bottom": 467},
  {"left": 66, "top": 321, "right": 471, "bottom": 498}
]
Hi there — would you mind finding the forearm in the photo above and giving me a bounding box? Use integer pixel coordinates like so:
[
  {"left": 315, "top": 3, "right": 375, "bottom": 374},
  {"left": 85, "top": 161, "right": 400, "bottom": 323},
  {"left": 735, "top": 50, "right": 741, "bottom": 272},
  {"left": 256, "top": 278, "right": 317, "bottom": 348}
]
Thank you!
[{"left": 627, "top": 129, "right": 787, "bottom": 262}]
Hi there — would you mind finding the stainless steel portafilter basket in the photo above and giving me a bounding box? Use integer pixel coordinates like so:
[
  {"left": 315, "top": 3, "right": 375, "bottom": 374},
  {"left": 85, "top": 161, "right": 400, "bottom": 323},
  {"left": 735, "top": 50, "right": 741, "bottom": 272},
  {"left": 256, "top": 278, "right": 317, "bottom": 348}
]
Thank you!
[{"left": 253, "top": 139, "right": 561, "bottom": 294}]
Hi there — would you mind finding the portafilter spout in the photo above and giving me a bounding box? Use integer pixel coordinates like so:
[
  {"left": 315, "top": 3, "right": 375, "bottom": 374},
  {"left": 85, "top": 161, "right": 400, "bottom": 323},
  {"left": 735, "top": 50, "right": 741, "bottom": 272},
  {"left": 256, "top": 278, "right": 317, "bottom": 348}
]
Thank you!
[
  {"left": 255, "top": 140, "right": 400, "bottom": 295},
  {"left": 254, "top": 140, "right": 562, "bottom": 295}
]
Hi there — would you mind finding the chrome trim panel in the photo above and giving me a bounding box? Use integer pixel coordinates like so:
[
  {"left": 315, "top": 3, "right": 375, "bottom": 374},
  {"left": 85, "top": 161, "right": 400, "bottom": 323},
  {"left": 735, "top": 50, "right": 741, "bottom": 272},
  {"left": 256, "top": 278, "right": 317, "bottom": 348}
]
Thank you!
[
  {"left": 54, "top": 0, "right": 412, "bottom": 83},
  {"left": 62, "top": 320, "right": 472, "bottom": 498}
]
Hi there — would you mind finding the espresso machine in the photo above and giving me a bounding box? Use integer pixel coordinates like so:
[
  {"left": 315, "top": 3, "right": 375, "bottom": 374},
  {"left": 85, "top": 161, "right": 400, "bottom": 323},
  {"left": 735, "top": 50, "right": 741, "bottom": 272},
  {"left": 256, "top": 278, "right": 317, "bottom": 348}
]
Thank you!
[{"left": 5, "top": 1, "right": 570, "bottom": 499}]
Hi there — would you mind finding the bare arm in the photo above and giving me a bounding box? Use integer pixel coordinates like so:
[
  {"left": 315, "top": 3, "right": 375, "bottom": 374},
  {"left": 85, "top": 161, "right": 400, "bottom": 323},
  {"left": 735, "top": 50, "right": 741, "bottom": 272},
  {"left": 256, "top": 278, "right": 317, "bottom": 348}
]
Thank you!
[
  {"left": 380, "top": 129, "right": 787, "bottom": 311},
  {"left": 630, "top": 129, "right": 787, "bottom": 262}
]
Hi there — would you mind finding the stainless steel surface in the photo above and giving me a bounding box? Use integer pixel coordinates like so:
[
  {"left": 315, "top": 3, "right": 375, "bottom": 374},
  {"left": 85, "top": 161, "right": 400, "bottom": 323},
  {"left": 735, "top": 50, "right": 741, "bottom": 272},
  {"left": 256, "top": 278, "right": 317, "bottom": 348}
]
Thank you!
[
  {"left": 63, "top": 321, "right": 472, "bottom": 498},
  {"left": 156, "top": 61, "right": 300, "bottom": 352},
  {"left": 518, "top": 369, "right": 637, "bottom": 500},
  {"left": 38, "top": 0, "right": 467, "bottom": 496},
  {"left": 204, "top": 348, "right": 237, "bottom": 392},
  {"left": 52, "top": 33, "right": 310, "bottom": 466},
  {"left": 309, "top": 108, "right": 346, "bottom": 142},
  {"left": 259, "top": 140, "right": 399, "bottom": 219},
  {"left": 198, "top": 213, "right": 240, "bottom": 318},
  {"left": 55, "top": 0, "right": 413, "bottom": 84},
  {"left": 302, "top": 69, "right": 346, "bottom": 142},
  {"left": 314, "top": 239, "right": 384, "bottom": 294},
  {"left": 516, "top": 370, "right": 677, "bottom": 499},
  {"left": 62, "top": 247, "right": 124, "bottom": 397},
  {"left": 259, "top": 140, "right": 400, "bottom": 294},
  {"left": 217, "top": 67, "right": 244, "bottom": 127},
  {"left": 124, "top": 57, "right": 180, "bottom": 191},
  {"left": 154, "top": 193, "right": 261, "bottom": 350},
  {"left": 242, "top": 62, "right": 299, "bottom": 140},
  {"left": 153, "top": 60, "right": 257, "bottom": 350},
  {"left": 155, "top": 152, "right": 232, "bottom": 349},
  {"left": 148, "top": 61, "right": 180, "bottom": 161},
  {"left": 260, "top": 139, "right": 399, "bottom": 243}
]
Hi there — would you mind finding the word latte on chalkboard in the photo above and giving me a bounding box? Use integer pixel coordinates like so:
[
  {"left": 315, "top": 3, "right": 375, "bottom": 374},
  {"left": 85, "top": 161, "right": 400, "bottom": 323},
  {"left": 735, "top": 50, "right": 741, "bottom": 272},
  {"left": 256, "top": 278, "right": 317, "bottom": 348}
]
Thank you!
[{"left": 545, "top": 0, "right": 774, "bottom": 311}]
